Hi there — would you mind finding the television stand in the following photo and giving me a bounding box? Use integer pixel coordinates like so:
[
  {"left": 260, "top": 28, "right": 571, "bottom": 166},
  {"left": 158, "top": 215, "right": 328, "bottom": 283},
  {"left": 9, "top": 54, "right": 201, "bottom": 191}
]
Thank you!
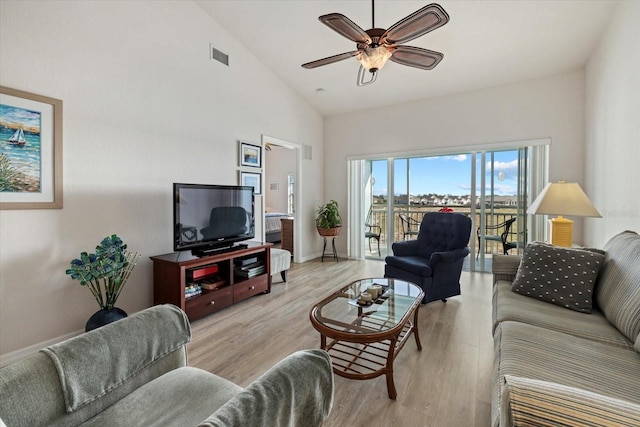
[
  {"left": 192, "top": 243, "right": 248, "bottom": 258},
  {"left": 151, "top": 242, "right": 272, "bottom": 321}
]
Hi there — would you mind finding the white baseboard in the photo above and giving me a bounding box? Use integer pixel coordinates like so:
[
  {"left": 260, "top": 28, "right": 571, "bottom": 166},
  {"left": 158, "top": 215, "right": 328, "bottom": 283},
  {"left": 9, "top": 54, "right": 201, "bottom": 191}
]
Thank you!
[
  {"left": 0, "top": 329, "right": 83, "bottom": 368},
  {"left": 297, "top": 252, "right": 349, "bottom": 262}
]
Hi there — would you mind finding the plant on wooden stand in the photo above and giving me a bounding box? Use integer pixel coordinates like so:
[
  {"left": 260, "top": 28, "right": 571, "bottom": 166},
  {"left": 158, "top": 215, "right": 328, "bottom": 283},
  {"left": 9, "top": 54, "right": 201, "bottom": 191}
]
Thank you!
[{"left": 316, "top": 200, "right": 342, "bottom": 236}]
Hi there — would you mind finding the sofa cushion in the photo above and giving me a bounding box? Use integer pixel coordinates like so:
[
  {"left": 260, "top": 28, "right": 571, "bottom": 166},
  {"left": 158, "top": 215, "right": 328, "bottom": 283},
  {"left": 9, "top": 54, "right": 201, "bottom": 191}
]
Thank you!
[
  {"left": 384, "top": 256, "right": 432, "bottom": 277},
  {"left": 501, "top": 375, "right": 640, "bottom": 427},
  {"left": 80, "top": 367, "right": 242, "bottom": 427},
  {"left": 492, "top": 321, "right": 640, "bottom": 427},
  {"left": 595, "top": 231, "right": 640, "bottom": 342},
  {"left": 198, "top": 349, "right": 334, "bottom": 427},
  {"left": 511, "top": 242, "right": 605, "bottom": 313},
  {"left": 493, "top": 280, "right": 633, "bottom": 349},
  {"left": 41, "top": 304, "right": 190, "bottom": 413}
]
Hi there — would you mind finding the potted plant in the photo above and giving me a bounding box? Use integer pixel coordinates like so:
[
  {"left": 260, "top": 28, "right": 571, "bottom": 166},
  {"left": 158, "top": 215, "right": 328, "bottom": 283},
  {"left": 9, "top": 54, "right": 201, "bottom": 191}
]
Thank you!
[
  {"left": 66, "top": 234, "right": 140, "bottom": 331},
  {"left": 316, "top": 200, "right": 342, "bottom": 237}
]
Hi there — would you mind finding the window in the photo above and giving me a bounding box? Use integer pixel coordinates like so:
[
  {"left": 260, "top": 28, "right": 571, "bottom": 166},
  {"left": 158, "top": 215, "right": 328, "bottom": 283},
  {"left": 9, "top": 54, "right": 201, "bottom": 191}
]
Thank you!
[{"left": 350, "top": 139, "right": 549, "bottom": 272}]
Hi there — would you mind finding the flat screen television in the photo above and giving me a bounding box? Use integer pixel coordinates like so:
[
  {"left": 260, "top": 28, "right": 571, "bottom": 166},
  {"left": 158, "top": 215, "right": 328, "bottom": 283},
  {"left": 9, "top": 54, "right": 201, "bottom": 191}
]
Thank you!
[{"left": 173, "top": 183, "right": 255, "bottom": 255}]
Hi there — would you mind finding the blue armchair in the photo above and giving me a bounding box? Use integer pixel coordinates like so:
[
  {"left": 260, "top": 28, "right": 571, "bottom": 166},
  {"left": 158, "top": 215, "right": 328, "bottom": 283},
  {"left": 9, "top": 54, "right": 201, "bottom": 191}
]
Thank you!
[{"left": 384, "top": 212, "right": 472, "bottom": 304}]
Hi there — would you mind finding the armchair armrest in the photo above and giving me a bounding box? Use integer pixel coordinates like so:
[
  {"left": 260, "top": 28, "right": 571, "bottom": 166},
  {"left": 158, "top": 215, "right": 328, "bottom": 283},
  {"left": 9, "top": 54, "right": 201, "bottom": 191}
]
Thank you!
[
  {"left": 365, "top": 223, "right": 381, "bottom": 234},
  {"left": 390, "top": 239, "right": 421, "bottom": 257},
  {"left": 198, "top": 349, "right": 334, "bottom": 427},
  {"left": 492, "top": 255, "right": 521, "bottom": 284},
  {"left": 429, "top": 248, "right": 469, "bottom": 265},
  {"left": 502, "top": 375, "right": 640, "bottom": 427}
]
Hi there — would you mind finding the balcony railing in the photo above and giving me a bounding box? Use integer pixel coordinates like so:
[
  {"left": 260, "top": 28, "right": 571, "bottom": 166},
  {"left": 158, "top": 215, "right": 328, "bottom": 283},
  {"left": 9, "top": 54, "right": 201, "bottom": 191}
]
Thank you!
[{"left": 366, "top": 206, "right": 523, "bottom": 257}]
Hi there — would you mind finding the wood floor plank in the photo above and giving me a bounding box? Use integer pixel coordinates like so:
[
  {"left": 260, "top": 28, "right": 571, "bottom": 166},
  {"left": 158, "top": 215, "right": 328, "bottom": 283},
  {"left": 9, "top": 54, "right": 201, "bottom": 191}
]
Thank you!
[{"left": 187, "top": 257, "right": 493, "bottom": 426}]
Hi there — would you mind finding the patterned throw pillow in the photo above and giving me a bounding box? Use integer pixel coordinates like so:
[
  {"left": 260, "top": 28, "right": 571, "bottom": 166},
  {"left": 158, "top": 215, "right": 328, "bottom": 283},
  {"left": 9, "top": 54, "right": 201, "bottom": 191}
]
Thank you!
[{"left": 511, "top": 242, "right": 605, "bottom": 313}]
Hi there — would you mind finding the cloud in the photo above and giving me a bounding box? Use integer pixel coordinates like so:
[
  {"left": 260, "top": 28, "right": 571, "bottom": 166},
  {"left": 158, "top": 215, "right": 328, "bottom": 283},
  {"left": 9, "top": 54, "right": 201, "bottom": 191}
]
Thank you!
[
  {"left": 426, "top": 155, "right": 467, "bottom": 162},
  {"left": 488, "top": 159, "right": 518, "bottom": 171},
  {"left": 374, "top": 187, "right": 388, "bottom": 196},
  {"left": 450, "top": 154, "right": 468, "bottom": 162},
  {"left": 493, "top": 183, "right": 517, "bottom": 195}
]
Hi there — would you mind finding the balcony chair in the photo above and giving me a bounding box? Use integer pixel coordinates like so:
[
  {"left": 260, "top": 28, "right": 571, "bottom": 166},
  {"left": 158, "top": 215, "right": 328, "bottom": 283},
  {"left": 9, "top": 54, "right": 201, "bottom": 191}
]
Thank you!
[
  {"left": 384, "top": 212, "right": 472, "bottom": 304},
  {"left": 398, "top": 213, "right": 421, "bottom": 240},
  {"left": 475, "top": 217, "right": 517, "bottom": 260},
  {"left": 365, "top": 208, "right": 381, "bottom": 256}
]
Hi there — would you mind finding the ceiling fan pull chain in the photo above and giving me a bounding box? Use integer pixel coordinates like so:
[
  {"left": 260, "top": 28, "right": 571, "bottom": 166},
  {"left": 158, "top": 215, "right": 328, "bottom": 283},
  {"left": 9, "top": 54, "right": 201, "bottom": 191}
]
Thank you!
[{"left": 357, "top": 65, "right": 378, "bottom": 86}]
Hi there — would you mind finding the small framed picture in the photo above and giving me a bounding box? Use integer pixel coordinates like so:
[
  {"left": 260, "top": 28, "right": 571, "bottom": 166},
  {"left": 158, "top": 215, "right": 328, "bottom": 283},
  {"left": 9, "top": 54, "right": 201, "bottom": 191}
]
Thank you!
[
  {"left": 239, "top": 170, "right": 262, "bottom": 195},
  {"left": 239, "top": 141, "right": 262, "bottom": 168}
]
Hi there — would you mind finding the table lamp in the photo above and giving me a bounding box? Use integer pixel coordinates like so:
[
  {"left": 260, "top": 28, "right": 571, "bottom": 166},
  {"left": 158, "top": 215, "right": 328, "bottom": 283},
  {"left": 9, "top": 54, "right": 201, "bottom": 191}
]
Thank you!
[{"left": 527, "top": 181, "right": 601, "bottom": 247}]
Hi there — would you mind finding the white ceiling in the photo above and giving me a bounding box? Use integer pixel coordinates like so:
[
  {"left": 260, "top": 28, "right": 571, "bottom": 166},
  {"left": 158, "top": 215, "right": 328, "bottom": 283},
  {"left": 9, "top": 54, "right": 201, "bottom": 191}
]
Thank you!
[{"left": 195, "top": 0, "right": 617, "bottom": 116}]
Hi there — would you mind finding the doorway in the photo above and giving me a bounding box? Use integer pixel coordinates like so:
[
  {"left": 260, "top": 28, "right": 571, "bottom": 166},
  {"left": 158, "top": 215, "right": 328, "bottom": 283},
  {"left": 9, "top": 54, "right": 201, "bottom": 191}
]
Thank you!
[
  {"left": 353, "top": 141, "right": 548, "bottom": 272},
  {"left": 262, "top": 135, "right": 301, "bottom": 262}
]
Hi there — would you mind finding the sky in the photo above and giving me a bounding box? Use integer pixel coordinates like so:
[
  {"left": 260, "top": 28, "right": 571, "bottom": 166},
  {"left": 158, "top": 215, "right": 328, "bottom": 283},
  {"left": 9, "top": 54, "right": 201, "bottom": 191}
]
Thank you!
[
  {"left": 372, "top": 150, "right": 521, "bottom": 197},
  {"left": 0, "top": 104, "right": 41, "bottom": 131}
]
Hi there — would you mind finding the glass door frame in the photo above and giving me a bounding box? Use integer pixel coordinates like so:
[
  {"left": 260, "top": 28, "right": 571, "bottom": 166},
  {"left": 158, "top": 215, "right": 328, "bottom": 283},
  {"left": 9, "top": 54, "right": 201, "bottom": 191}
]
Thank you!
[{"left": 351, "top": 139, "right": 549, "bottom": 270}]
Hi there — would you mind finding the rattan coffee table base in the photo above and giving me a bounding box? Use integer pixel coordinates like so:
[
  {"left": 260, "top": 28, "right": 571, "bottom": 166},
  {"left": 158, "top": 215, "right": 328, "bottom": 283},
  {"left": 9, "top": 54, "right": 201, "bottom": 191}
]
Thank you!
[{"left": 319, "top": 302, "right": 422, "bottom": 399}]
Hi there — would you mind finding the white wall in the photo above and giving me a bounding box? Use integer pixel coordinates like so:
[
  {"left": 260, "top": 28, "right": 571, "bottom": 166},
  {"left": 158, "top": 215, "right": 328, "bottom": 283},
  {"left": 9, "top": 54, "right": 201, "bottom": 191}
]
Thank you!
[
  {"left": 324, "top": 71, "right": 586, "bottom": 253},
  {"left": 0, "top": 1, "right": 323, "bottom": 358},
  {"left": 584, "top": 0, "right": 640, "bottom": 246}
]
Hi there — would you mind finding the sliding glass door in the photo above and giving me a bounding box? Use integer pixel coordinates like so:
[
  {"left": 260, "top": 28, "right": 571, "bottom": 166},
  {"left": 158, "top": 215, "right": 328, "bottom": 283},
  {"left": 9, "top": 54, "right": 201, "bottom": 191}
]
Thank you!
[
  {"left": 475, "top": 149, "right": 528, "bottom": 271},
  {"left": 358, "top": 143, "right": 545, "bottom": 272},
  {"left": 363, "top": 160, "right": 387, "bottom": 258},
  {"left": 364, "top": 153, "right": 475, "bottom": 260}
]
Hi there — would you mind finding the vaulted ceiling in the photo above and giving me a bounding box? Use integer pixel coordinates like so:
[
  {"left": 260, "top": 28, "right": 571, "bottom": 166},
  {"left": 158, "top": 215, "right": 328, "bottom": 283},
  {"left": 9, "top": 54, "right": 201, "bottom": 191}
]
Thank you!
[{"left": 196, "top": 0, "right": 617, "bottom": 116}]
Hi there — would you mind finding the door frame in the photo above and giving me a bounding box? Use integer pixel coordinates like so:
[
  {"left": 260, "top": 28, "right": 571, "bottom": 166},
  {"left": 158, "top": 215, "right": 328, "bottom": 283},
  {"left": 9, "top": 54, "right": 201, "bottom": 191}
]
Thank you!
[
  {"left": 349, "top": 138, "right": 550, "bottom": 269},
  {"left": 262, "top": 134, "right": 302, "bottom": 263}
]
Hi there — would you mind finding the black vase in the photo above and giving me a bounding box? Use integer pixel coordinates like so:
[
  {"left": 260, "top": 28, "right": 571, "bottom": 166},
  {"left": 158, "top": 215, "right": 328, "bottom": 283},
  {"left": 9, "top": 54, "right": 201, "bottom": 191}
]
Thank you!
[{"left": 85, "top": 307, "right": 128, "bottom": 332}]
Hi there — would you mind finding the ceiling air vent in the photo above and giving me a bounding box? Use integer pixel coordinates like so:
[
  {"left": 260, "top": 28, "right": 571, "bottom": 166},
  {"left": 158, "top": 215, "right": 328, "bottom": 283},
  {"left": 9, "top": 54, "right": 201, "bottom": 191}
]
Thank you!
[{"left": 210, "top": 44, "right": 229, "bottom": 66}]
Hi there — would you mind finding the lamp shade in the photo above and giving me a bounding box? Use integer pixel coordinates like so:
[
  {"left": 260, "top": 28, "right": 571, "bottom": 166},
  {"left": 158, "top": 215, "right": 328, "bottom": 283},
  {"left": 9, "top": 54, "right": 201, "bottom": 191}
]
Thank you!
[
  {"left": 527, "top": 181, "right": 601, "bottom": 217},
  {"left": 356, "top": 46, "right": 392, "bottom": 71}
]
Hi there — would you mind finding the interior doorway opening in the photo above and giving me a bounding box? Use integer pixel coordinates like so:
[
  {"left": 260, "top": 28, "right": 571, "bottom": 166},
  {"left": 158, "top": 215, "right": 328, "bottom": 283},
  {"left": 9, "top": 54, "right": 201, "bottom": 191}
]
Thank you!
[{"left": 262, "top": 135, "right": 301, "bottom": 262}]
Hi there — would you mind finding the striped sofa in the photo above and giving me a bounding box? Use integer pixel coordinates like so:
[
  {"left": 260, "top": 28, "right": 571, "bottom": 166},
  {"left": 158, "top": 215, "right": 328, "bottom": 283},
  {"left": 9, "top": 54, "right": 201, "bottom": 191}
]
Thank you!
[{"left": 491, "top": 231, "right": 640, "bottom": 426}]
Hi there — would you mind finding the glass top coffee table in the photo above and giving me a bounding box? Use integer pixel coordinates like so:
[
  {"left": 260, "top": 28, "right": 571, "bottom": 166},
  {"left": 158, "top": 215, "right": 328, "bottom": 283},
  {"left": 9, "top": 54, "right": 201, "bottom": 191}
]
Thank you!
[{"left": 309, "top": 278, "right": 424, "bottom": 399}]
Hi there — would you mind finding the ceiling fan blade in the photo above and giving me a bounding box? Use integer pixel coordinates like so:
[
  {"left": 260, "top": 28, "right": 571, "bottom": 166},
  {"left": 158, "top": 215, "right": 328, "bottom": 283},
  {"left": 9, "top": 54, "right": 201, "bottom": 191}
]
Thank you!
[
  {"left": 302, "top": 51, "right": 359, "bottom": 69},
  {"left": 380, "top": 4, "right": 449, "bottom": 45},
  {"left": 389, "top": 46, "right": 444, "bottom": 70},
  {"left": 319, "top": 13, "right": 371, "bottom": 44}
]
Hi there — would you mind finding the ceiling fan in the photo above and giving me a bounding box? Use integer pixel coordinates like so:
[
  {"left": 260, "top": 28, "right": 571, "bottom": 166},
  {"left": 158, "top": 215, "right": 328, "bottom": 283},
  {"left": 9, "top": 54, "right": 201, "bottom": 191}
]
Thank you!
[{"left": 302, "top": 1, "right": 449, "bottom": 86}]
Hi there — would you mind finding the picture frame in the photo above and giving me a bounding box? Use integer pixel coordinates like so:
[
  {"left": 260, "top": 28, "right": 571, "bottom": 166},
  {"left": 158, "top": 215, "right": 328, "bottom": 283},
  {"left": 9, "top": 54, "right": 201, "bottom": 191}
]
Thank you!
[
  {"left": 239, "top": 141, "right": 262, "bottom": 168},
  {"left": 239, "top": 170, "right": 262, "bottom": 195},
  {"left": 0, "top": 86, "right": 63, "bottom": 209}
]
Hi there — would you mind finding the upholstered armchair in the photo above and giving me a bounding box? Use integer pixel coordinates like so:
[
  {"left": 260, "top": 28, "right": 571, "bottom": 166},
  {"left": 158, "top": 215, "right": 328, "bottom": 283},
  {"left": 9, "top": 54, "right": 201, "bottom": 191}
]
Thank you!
[
  {"left": 201, "top": 206, "right": 249, "bottom": 240},
  {"left": 384, "top": 212, "right": 472, "bottom": 304}
]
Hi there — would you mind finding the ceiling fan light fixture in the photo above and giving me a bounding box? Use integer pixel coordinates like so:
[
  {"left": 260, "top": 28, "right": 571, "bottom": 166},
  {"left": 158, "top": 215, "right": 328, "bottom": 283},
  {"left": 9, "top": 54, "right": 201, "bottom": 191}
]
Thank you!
[
  {"left": 356, "top": 45, "right": 392, "bottom": 71},
  {"left": 303, "top": 1, "right": 449, "bottom": 87},
  {"left": 357, "top": 65, "right": 378, "bottom": 86}
]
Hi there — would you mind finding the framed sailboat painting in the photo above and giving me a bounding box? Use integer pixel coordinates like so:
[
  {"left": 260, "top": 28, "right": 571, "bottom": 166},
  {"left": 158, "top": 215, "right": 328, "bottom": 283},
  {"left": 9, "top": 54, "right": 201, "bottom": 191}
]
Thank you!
[{"left": 0, "top": 86, "right": 63, "bottom": 209}]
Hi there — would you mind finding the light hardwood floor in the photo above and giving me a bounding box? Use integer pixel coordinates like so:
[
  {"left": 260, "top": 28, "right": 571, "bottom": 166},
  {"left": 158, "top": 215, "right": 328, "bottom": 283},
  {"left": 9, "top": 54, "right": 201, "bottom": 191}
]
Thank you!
[{"left": 188, "top": 257, "right": 494, "bottom": 427}]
